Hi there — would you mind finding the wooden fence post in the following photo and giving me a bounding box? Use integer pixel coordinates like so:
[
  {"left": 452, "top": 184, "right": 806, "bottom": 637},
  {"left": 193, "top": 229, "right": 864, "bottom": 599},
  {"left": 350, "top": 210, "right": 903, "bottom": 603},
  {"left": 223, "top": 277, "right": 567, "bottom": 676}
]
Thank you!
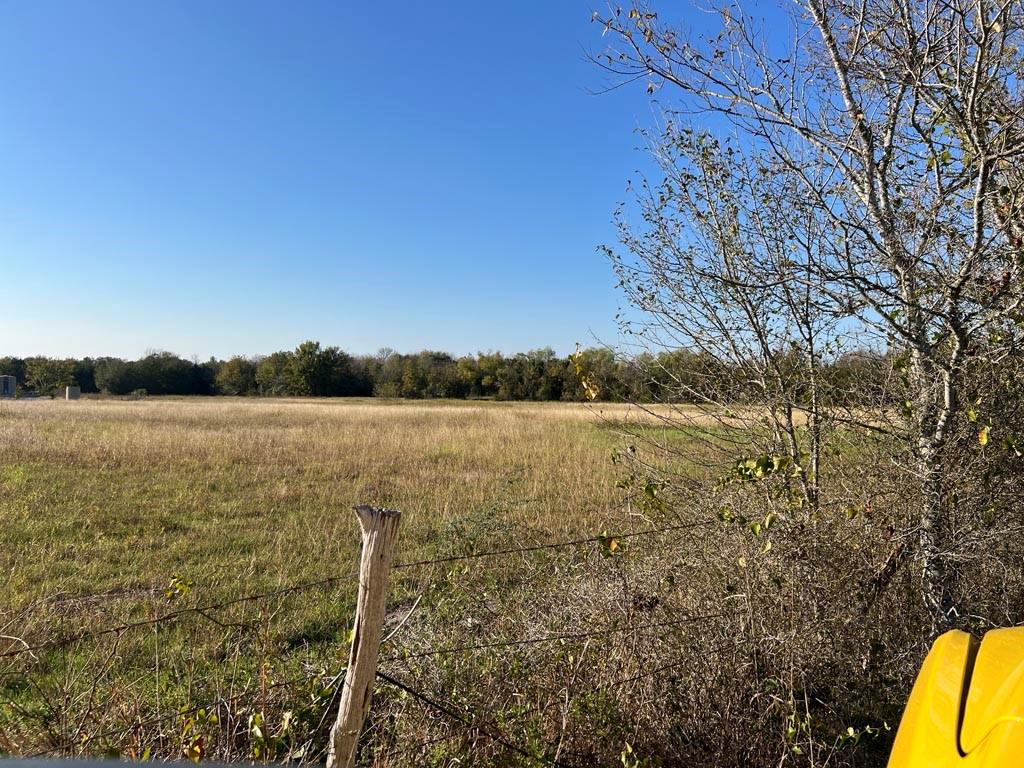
[{"left": 327, "top": 505, "right": 402, "bottom": 768}]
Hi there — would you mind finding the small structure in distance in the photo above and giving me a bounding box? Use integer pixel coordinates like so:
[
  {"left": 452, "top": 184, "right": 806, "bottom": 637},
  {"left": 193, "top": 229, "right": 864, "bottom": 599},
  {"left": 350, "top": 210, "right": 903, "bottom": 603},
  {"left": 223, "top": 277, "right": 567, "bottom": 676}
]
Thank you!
[
  {"left": 65, "top": 386, "right": 81, "bottom": 401},
  {"left": 0, "top": 375, "right": 16, "bottom": 398}
]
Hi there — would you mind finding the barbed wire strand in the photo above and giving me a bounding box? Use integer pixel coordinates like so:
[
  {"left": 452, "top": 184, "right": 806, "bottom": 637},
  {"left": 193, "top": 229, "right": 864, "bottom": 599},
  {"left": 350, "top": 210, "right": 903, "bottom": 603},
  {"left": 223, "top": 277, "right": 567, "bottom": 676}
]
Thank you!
[
  {"left": 26, "top": 671, "right": 317, "bottom": 758},
  {"left": 381, "top": 610, "right": 738, "bottom": 662},
  {"left": 392, "top": 518, "right": 714, "bottom": 570},
  {"left": 606, "top": 639, "right": 748, "bottom": 689},
  {"left": 376, "top": 669, "right": 570, "bottom": 768},
  {"left": 4, "top": 520, "right": 714, "bottom": 661},
  {"left": 22, "top": 640, "right": 751, "bottom": 759},
  {"left": 1, "top": 572, "right": 357, "bottom": 660}
]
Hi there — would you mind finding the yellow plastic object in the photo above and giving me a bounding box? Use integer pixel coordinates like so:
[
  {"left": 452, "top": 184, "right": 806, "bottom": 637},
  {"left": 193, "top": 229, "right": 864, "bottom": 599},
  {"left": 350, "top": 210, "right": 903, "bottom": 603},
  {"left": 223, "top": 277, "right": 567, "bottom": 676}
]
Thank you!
[{"left": 888, "top": 627, "right": 1024, "bottom": 767}]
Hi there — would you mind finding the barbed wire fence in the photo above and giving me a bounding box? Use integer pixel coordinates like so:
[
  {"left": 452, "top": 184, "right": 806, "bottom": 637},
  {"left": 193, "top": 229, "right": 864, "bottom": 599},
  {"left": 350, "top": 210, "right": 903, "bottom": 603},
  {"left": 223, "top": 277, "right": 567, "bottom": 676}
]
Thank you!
[{"left": 0, "top": 511, "right": 741, "bottom": 766}]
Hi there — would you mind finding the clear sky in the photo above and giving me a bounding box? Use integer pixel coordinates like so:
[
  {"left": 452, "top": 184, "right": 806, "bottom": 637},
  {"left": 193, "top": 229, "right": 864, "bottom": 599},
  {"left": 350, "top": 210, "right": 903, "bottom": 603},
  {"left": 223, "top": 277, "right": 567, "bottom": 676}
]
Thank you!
[{"left": 0, "top": 1, "right": 675, "bottom": 360}]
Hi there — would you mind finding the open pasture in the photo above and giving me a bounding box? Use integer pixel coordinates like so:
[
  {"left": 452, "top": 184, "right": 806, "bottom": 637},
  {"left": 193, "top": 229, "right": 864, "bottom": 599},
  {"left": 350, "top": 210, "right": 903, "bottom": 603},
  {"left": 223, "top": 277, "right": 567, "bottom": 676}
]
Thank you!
[
  {"left": 0, "top": 397, "right": 915, "bottom": 767},
  {"left": 2, "top": 397, "right": 711, "bottom": 761},
  {"left": 1, "top": 397, "right": 645, "bottom": 603}
]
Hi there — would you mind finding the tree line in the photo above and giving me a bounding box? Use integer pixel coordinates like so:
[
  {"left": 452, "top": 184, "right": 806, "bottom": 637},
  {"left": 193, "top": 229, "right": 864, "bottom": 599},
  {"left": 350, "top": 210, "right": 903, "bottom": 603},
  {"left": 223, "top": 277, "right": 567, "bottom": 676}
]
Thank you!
[{"left": 0, "top": 340, "right": 894, "bottom": 403}]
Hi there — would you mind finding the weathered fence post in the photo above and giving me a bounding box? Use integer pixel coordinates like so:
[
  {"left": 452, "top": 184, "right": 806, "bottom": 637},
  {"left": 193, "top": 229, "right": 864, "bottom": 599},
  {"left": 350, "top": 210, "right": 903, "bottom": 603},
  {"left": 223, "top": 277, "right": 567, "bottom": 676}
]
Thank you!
[{"left": 327, "top": 505, "right": 402, "bottom": 768}]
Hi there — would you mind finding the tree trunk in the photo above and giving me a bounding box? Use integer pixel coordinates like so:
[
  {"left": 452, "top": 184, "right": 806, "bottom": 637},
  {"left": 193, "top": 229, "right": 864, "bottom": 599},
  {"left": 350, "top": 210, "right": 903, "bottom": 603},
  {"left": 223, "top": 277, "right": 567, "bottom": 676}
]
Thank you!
[{"left": 918, "top": 448, "right": 957, "bottom": 634}]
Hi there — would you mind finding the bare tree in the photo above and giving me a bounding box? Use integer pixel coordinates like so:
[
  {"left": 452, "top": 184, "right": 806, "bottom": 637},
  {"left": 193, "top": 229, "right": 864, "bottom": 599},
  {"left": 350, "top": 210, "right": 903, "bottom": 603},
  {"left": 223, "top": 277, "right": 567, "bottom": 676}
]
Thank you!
[
  {"left": 595, "top": 0, "right": 1024, "bottom": 632},
  {"left": 607, "top": 128, "right": 844, "bottom": 515}
]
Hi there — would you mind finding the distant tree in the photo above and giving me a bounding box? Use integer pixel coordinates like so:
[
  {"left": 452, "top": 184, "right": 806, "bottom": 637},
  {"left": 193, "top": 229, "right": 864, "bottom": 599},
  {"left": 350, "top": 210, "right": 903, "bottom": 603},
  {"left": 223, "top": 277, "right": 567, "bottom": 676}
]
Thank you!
[
  {"left": 25, "top": 358, "right": 75, "bottom": 397},
  {"left": 216, "top": 356, "right": 258, "bottom": 395},
  {"left": 399, "top": 356, "right": 428, "bottom": 399},
  {"left": 94, "top": 358, "right": 136, "bottom": 395},
  {"left": 415, "top": 351, "right": 462, "bottom": 397},
  {"left": 497, "top": 355, "right": 529, "bottom": 400},
  {"left": 524, "top": 348, "right": 566, "bottom": 401},
  {"left": 454, "top": 356, "right": 481, "bottom": 397},
  {"left": 288, "top": 341, "right": 328, "bottom": 395},
  {"left": 286, "top": 341, "right": 365, "bottom": 396},
  {"left": 72, "top": 358, "right": 98, "bottom": 393},
  {"left": 360, "top": 349, "right": 392, "bottom": 390},
  {"left": 132, "top": 352, "right": 204, "bottom": 395},
  {"left": 474, "top": 352, "right": 505, "bottom": 398},
  {"left": 651, "top": 349, "right": 732, "bottom": 403},
  {"left": 618, "top": 352, "right": 655, "bottom": 402},
  {"left": 195, "top": 358, "right": 220, "bottom": 395},
  {"left": 256, "top": 352, "right": 294, "bottom": 396},
  {"left": 374, "top": 351, "right": 405, "bottom": 398},
  {"left": 347, "top": 356, "right": 374, "bottom": 396}
]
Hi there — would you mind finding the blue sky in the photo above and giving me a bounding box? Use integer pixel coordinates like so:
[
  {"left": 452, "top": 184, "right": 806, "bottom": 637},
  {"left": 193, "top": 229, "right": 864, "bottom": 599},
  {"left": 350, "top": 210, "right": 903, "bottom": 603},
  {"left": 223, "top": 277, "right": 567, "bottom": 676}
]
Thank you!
[{"left": 0, "top": 2, "right": 699, "bottom": 360}]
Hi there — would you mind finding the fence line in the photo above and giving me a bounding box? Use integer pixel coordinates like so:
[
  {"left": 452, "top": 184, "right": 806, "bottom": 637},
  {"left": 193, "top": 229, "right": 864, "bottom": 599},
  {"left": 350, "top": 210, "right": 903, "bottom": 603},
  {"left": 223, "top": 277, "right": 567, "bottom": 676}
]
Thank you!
[
  {"left": 3, "top": 519, "right": 713, "bottom": 662},
  {"left": 26, "top": 671, "right": 317, "bottom": 758},
  {"left": 375, "top": 669, "right": 569, "bottom": 767},
  {"left": 374, "top": 637, "right": 753, "bottom": 766},
  {"left": 0, "top": 572, "right": 358, "bottom": 660},
  {"left": 7, "top": 510, "right": 726, "bottom": 763},
  {"left": 392, "top": 518, "right": 713, "bottom": 570},
  {"left": 604, "top": 639, "right": 748, "bottom": 688},
  {"left": 381, "top": 610, "right": 738, "bottom": 663},
  {"left": 20, "top": 640, "right": 748, "bottom": 761}
]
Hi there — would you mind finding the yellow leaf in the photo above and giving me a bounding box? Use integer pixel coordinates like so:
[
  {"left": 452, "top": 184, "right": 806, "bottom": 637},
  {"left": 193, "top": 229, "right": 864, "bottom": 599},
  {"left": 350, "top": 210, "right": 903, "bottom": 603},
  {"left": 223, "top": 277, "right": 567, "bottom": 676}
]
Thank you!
[{"left": 979, "top": 425, "right": 990, "bottom": 446}]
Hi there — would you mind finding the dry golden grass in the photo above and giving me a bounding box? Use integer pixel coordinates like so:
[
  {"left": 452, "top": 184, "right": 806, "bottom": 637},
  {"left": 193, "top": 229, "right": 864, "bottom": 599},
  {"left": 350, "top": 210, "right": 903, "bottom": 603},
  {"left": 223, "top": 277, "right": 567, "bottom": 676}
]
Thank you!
[
  {"left": 0, "top": 397, "right": 919, "bottom": 766},
  {"left": 0, "top": 397, "right": 694, "bottom": 761},
  {"left": 0, "top": 397, "right": 647, "bottom": 608}
]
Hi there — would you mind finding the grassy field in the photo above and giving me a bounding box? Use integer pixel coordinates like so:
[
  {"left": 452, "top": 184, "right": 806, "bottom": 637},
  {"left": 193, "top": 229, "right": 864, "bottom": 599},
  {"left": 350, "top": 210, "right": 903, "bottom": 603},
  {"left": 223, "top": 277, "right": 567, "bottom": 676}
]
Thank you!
[
  {"left": 1, "top": 398, "right": 645, "bottom": 601},
  {"left": 1, "top": 396, "right": 682, "bottom": 760},
  {"left": 1, "top": 397, "right": 926, "bottom": 767}
]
